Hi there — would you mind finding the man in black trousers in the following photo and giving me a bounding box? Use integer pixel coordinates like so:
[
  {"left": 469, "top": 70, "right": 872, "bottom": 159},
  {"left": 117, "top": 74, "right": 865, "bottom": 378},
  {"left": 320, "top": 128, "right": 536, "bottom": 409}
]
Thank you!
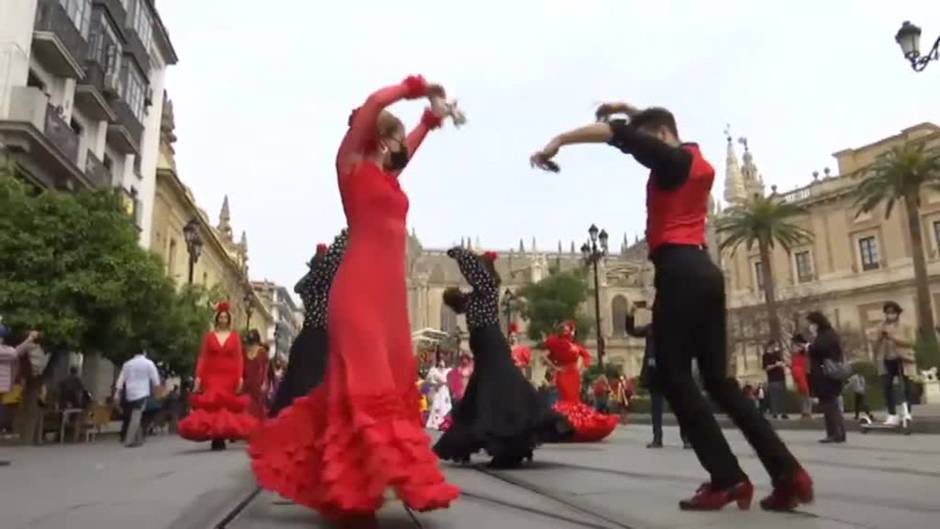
[{"left": 530, "top": 102, "right": 812, "bottom": 512}]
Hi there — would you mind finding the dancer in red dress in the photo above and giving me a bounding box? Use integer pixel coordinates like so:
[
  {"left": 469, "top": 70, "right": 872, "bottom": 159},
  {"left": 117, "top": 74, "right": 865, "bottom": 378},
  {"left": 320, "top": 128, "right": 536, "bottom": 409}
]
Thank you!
[
  {"left": 249, "top": 75, "right": 459, "bottom": 527},
  {"left": 178, "top": 303, "right": 259, "bottom": 450},
  {"left": 243, "top": 336, "right": 269, "bottom": 419},
  {"left": 543, "top": 321, "right": 619, "bottom": 442}
]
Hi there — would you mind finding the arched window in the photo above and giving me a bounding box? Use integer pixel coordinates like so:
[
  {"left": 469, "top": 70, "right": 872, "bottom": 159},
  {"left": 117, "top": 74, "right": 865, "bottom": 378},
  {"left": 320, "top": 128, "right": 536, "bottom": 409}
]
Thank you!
[{"left": 611, "top": 295, "right": 629, "bottom": 336}]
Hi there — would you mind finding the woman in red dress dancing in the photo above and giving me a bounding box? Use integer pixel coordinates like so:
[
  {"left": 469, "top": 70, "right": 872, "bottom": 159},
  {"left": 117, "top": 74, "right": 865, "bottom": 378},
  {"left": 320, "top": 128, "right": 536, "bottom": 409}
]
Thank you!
[
  {"left": 243, "top": 333, "right": 269, "bottom": 419},
  {"left": 249, "top": 75, "right": 459, "bottom": 527},
  {"left": 178, "top": 304, "right": 259, "bottom": 450},
  {"left": 544, "top": 321, "right": 619, "bottom": 442}
]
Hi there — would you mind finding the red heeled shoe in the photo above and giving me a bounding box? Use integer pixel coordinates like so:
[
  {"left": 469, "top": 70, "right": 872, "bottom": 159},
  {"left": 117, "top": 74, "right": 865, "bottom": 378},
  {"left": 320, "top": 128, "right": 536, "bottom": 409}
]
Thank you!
[
  {"left": 679, "top": 479, "right": 753, "bottom": 511},
  {"left": 760, "top": 467, "right": 814, "bottom": 512}
]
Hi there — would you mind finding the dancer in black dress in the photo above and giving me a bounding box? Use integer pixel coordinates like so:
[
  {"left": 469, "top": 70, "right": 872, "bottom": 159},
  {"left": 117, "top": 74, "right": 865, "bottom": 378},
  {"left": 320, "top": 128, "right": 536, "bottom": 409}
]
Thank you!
[
  {"left": 433, "top": 246, "right": 572, "bottom": 468},
  {"left": 268, "top": 230, "right": 347, "bottom": 417}
]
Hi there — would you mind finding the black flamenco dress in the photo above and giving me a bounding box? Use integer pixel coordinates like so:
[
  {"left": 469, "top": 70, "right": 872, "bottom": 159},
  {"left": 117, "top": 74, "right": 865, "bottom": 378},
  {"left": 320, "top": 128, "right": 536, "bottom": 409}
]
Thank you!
[
  {"left": 268, "top": 230, "right": 347, "bottom": 417},
  {"left": 433, "top": 247, "right": 573, "bottom": 467}
]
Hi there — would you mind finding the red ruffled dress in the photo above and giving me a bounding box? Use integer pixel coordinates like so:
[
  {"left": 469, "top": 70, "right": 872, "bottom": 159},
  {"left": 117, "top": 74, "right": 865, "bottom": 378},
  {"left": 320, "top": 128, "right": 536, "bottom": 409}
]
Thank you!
[
  {"left": 544, "top": 332, "right": 618, "bottom": 442},
  {"left": 178, "top": 332, "right": 259, "bottom": 441},
  {"left": 249, "top": 75, "right": 459, "bottom": 520},
  {"left": 243, "top": 347, "right": 269, "bottom": 419}
]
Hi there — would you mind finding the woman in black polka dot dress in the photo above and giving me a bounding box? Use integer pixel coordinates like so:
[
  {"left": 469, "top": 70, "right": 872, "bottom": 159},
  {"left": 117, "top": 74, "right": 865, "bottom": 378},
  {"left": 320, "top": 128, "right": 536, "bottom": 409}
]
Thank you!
[
  {"left": 268, "top": 230, "right": 347, "bottom": 417},
  {"left": 433, "top": 247, "right": 572, "bottom": 468}
]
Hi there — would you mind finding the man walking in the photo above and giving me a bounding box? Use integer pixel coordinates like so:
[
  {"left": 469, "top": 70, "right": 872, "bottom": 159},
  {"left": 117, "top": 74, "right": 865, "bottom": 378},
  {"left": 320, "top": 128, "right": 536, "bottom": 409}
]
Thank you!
[
  {"left": 531, "top": 102, "right": 811, "bottom": 511},
  {"left": 115, "top": 348, "right": 160, "bottom": 447}
]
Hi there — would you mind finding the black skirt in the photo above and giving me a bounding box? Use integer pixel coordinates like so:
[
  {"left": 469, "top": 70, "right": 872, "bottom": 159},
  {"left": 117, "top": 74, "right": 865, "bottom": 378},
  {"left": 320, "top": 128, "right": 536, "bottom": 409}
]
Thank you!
[
  {"left": 268, "top": 325, "right": 327, "bottom": 417},
  {"left": 433, "top": 324, "right": 572, "bottom": 465}
]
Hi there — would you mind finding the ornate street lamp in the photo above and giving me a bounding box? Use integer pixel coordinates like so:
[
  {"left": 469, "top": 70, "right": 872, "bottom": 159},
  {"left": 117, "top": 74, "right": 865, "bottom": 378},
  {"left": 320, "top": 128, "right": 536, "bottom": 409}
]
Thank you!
[
  {"left": 501, "top": 288, "right": 516, "bottom": 337},
  {"left": 182, "top": 219, "right": 202, "bottom": 285},
  {"left": 896, "top": 21, "right": 940, "bottom": 72},
  {"left": 581, "top": 224, "right": 609, "bottom": 368}
]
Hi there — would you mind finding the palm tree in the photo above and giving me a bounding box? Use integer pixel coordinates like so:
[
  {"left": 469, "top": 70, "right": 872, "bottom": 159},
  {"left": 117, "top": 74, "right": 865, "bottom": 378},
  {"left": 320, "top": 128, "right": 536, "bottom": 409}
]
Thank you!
[
  {"left": 717, "top": 194, "right": 814, "bottom": 342},
  {"left": 855, "top": 141, "right": 940, "bottom": 365}
]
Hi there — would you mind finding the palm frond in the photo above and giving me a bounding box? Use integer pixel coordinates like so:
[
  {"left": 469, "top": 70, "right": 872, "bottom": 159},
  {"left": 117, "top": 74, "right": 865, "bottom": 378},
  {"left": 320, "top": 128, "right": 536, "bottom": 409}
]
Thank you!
[
  {"left": 854, "top": 141, "right": 940, "bottom": 219},
  {"left": 716, "top": 194, "right": 814, "bottom": 254}
]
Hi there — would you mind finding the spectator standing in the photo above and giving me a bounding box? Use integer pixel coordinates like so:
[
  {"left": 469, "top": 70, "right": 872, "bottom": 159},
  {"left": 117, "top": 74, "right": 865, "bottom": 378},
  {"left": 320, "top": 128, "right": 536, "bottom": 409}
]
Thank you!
[
  {"left": 807, "top": 312, "right": 846, "bottom": 443},
  {"left": 763, "top": 342, "right": 789, "bottom": 420},
  {"left": 789, "top": 335, "right": 812, "bottom": 419}
]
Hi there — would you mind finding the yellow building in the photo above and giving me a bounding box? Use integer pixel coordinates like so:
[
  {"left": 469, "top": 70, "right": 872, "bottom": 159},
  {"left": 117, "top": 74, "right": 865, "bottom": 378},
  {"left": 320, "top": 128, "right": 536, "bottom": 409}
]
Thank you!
[
  {"left": 149, "top": 93, "right": 272, "bottom": 333},
  {"left": 720, "top": 123, "right": 940, "bottom": 380}
]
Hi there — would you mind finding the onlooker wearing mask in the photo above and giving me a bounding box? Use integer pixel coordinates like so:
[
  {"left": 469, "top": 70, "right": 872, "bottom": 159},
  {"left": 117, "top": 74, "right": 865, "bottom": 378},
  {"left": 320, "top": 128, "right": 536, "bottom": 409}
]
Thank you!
[
  {"left": 873, "top": 301, "right": 916, "bottom": 427},
  {"left": 789, "top": 335, "right": 812, "bottom": 419},
  {"left": 806, "top": 312, "right": 846, "bottom": 443},
  {"left": 762, "top": 341, "right": 789, "bottom": 420}
]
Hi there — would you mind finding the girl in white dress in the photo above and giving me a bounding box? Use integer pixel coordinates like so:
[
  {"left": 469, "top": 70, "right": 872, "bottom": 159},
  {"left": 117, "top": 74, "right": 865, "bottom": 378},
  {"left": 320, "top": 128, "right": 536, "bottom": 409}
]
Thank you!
[{"left": 425, "top": 357, "right": 452, "bottom": 430}]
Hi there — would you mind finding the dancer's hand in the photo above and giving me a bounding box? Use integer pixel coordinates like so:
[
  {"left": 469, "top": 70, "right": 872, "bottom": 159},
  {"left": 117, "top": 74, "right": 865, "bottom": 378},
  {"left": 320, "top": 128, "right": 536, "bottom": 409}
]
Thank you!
[
  {"left": 425, "top": 83, "right": 446, "bottom": 100},
  {"left": 530, "top": 138, "right": 562, "bottom": 172},
  {"left": 236, "top": 378, "right": 244, "bottom": 393},
  {"left": 193, "top": 378, "right": 201, "bottom": 393}
]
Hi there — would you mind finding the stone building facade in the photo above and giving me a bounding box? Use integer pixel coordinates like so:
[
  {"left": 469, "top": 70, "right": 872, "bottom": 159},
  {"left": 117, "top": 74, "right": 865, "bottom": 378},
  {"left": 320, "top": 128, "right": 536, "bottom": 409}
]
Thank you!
[{"left": 720, "top": 123, "right": 940, "bottom": 381}]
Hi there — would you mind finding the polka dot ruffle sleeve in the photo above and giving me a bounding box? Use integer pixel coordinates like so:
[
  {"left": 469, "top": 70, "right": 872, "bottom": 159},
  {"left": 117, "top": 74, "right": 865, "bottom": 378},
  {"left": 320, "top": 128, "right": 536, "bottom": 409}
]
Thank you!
[
  {"left": 446, "top": 246, "right": 498, "bottom": 329},
  {"left": 302, "top": 230, "right": 349, "bottom": 329}
]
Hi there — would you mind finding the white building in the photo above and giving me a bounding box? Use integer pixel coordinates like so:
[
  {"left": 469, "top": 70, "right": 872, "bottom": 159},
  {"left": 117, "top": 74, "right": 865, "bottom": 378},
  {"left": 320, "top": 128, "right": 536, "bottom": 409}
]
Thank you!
[{"left": 0, "top": 0, "right": 177, "bottom": 248}]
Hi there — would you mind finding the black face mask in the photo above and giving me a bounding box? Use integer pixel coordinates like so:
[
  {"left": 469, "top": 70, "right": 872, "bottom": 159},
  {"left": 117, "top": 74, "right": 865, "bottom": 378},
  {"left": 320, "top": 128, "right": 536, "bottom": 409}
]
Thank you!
[{"left": 385, "top": 146, "right": 409, "bottom": 172}]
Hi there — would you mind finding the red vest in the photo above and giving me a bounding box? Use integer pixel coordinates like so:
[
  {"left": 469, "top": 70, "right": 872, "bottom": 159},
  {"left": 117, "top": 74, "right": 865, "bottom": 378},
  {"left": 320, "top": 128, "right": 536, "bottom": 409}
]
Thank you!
[{"left": 646, "top": 144, "right": 713, "bottom": 253}]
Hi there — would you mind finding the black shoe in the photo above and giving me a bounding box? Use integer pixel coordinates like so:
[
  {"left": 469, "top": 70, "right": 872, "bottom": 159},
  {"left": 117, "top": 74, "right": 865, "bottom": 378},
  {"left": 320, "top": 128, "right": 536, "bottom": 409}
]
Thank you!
[
  {"left": 646, "top": 441, "right": 663, "bottom": 449},
  {"left": 818, "top": 437, "right": 838, "bottom": 444},
  {"left": 210, "top": 439, "right": 226, "bottom": 451},
  {"left": 781, "top": 415, "right": 790, "bottom": 420},
  {"left": 682, "top": 441, "right": 693, "bottom": 450}
]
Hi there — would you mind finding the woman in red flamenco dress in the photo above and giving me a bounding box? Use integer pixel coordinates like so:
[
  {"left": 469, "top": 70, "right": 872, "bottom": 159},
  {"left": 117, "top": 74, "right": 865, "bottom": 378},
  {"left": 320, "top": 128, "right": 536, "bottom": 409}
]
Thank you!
[
  {"left": 178, "top": 304, "right": 259, "bottom": 451},
  {"left": 249, "top": 75, "right": 459, "bottom": 527},
  {"left": 242, "top": 335, "right": 270, "bottom": 420},
  {"left": 543, "top": 321, "right": 619, "bottom": 442}
]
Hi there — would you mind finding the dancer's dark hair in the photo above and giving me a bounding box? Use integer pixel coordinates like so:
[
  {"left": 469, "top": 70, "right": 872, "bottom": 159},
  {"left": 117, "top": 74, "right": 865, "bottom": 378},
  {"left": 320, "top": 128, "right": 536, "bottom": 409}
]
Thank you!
[
  {"left": 805, "top": 311, "right": 832, "bottom": 331},
  {"left": 630, "top": 107, "right": 679, "bottom": 137},
  {"left": 443, "top": 287, "right": 468, "bottom": 314}
]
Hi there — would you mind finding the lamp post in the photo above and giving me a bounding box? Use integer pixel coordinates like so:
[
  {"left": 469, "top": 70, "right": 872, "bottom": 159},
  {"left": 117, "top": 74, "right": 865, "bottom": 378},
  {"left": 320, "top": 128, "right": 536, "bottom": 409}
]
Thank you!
[
  {"left": 501, "top": 288, "right": 516, "bottom": 337},
  {"left": 581, "top": 224, "right": 609, "bottom": 368},
  {"left": 896, "top": 21, "right": 940, "bottom": 72},
  {"left": 182, "top": 219, "right": 202, "bottom": 285},
  {"left": 243, "top": 290, "right": 253, "bottom": 331}
]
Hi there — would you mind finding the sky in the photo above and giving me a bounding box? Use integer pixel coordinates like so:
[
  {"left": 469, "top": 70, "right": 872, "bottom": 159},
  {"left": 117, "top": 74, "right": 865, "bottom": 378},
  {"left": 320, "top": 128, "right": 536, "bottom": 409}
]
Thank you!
[{"left": 156, "top": 0, "right": 940, "bottom": 292}]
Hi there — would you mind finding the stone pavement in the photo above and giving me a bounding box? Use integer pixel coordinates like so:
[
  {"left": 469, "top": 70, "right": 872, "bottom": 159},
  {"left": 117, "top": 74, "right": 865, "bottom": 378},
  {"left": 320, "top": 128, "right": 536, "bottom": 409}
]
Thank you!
[
  {"left": 234, "top": 426, "right": 940, "bottom": 529},
  {"left": 0, "top": 435, "right": 254, "bottom": 529},
  {"left": 2, "top": 425, "right": 939, "bottom": 529}
]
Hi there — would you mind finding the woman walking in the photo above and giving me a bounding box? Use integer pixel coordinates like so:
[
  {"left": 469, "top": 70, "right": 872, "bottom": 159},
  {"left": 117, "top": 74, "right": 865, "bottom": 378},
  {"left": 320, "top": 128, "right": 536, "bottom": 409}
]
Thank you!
[{"left": 806, "top": 312, "right": 846, "bottom": 443}]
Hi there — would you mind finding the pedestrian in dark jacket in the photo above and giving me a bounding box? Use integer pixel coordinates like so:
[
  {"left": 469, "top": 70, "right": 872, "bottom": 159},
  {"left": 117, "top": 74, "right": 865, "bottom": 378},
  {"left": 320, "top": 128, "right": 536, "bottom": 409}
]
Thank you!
[
  {"left": 806, "top": 311, "right": 846, "bottom": 443},
  {"left": 627, "top": 307, "right": 689, "bottom": 449}
]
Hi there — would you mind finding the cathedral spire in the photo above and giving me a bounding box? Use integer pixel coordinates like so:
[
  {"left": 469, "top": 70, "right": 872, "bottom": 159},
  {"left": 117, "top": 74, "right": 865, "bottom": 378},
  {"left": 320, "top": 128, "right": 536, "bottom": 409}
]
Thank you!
[
  {"left": 738, "top": 136, "right": 765, "bottom": 198},
  {"left": 723, "top": 126, "right": 746, "bottom": 205},
  {"left": 519, "top": 238, "right": 525, "bottom": 253},
  {"left": 218, "top": 195, "right": 233, "bottom": 242}
]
